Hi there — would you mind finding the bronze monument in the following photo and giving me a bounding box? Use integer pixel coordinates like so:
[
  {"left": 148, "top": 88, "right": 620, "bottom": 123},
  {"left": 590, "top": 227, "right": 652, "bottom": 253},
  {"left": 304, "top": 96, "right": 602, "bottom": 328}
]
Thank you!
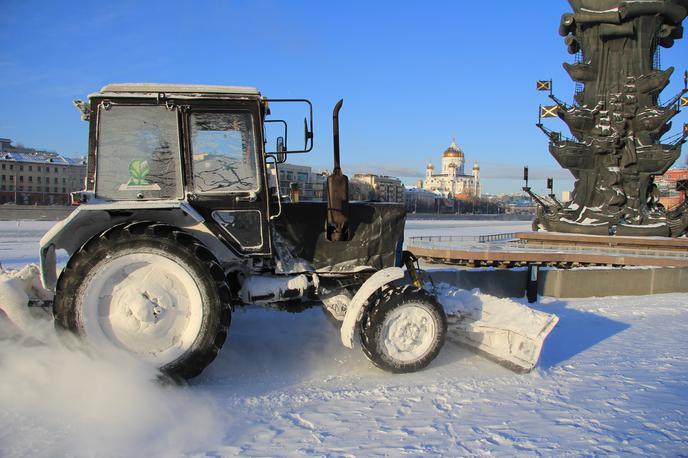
[{"left": 533, "top": 0, "right": 688, "bottom": 236}]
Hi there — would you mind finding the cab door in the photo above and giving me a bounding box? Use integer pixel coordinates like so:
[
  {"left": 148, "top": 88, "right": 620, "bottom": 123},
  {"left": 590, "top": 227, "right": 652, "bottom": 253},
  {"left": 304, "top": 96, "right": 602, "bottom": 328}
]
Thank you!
[{"left": 185, "top": 105, "right": 271, "bottom": 256}]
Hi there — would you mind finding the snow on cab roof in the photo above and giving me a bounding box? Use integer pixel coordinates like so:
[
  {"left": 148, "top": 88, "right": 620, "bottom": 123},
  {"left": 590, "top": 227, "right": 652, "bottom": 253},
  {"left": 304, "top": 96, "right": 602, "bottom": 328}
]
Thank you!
[{"left": 97, "top": 83, "right": 260, "bottom": 96}]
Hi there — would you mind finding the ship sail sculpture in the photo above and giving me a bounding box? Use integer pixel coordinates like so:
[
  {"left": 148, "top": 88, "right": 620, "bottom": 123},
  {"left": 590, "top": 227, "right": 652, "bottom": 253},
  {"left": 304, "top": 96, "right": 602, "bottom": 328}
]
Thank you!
[{"left": 533, "top": 0, "right": 688, "bottom": 237}]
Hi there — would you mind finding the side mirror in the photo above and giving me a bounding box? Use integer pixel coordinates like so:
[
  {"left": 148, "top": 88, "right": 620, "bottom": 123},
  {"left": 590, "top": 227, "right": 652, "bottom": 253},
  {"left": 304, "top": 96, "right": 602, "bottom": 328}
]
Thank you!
[
  {"left": 304, "top": 117, "right": 313, "bottom": 150},
  {"left": 276, "top": 137, "right": 287, "bottom": 163},
  {"left": 263, "top": 99, "right": 313, "bottom": 154}
]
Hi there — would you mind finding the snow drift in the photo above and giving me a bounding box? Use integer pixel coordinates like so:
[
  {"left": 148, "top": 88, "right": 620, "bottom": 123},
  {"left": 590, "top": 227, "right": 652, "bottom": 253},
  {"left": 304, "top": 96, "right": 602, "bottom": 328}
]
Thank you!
[
  {"left": 2, "top": 220, "right": 687, "bottom": 455},
  {"left": 0, "top": 263, "right": 559, "bottom": 456},
  {"left": 0, "top": 266, "right": 225, "bottom": 458}
]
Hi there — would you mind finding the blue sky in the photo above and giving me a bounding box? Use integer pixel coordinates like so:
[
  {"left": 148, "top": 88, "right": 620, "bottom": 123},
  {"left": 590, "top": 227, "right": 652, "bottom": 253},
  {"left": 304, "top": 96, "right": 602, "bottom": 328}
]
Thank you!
[{"left": 1, "top": 0, "right": 686, "bottom": 195}]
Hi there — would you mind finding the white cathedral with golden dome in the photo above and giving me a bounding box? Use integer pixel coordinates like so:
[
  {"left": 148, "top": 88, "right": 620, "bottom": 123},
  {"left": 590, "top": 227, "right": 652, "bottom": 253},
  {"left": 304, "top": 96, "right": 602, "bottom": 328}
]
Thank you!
[{"left": 423, "top": 141, "right": 480, "bottom": 198}]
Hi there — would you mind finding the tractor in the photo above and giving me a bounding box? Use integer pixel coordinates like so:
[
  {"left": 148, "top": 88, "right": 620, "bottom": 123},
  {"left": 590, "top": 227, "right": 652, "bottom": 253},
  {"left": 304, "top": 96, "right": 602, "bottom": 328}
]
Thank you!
[{"left": 39, "top": 84, "right": 447, "bottom": 379}]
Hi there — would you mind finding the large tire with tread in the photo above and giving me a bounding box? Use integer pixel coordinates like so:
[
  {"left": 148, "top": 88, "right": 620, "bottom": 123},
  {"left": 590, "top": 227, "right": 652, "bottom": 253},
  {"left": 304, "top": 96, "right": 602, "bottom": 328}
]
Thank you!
[
  {"left": 53, "top": 221, "right": 232, "bottom": 380},
  {"left": 360, "top": 285, "right": 446, "bottom": 373}
]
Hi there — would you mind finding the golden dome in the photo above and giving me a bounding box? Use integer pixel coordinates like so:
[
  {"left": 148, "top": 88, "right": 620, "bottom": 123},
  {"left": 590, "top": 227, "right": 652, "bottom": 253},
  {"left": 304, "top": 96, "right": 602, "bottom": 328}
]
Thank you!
[
  {"left": 426, "top": 163, "right": 434, "bottom": 169},
  {"left": 443, "top": 141, "right": 464, "bottom": 158}
]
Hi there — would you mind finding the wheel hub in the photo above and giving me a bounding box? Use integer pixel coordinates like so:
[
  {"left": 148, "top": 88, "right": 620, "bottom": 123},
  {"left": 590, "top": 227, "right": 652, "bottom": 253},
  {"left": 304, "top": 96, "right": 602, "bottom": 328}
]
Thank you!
[
  {"left": 123, "top": 287, "right": 174, "bottom": 325},
  {"left": 381, "top": 303, "right": 436, "bottom": 363},
  {"left": 393, "top": 319, "right": 425, "bottom": 349}
]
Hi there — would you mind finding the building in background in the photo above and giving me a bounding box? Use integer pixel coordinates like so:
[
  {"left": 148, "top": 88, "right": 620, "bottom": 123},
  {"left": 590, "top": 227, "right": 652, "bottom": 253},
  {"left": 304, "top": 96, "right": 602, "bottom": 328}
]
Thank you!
[
  {"left": 423, "top": 141, "right": 480, "bottom": 198},
  {"left": 0, "top": 138, "right": 86, "bottom": 205},
  {"left": 404, "top": 187, "right": 438, "bottom": 213},
  {"left": 266, "top": 164, "right": 404, "bottom": 203},
  {"left": 267, "top": 162, "right": 326, "bottom": 201},
  {"left": 349, "top": 178, "right": 376, "bottom": 201},
  {"left": 656, "top": 167, "right": 688, "bottom": 210},
  {"left": 351, "top": 173, "right": 404, "bottom": 203}
]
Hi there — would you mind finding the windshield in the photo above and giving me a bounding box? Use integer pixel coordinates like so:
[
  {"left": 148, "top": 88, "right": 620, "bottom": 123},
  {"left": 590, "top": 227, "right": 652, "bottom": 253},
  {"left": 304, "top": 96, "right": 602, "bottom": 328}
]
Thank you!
[{"left": 190, "top": 112, "right": 258, "bottom": 193}]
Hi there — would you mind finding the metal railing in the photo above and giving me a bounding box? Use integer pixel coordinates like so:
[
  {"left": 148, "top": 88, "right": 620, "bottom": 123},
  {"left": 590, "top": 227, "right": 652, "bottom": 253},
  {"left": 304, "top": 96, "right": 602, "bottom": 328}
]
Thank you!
[{"left": 408, "top": 233, "right": 518, "bottom": 247}]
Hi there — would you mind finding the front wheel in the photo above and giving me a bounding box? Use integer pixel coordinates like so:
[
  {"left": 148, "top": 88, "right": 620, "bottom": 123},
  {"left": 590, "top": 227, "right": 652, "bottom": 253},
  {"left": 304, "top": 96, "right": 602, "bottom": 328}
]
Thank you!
[{"left": 360, "top": 286, "right": 446, "bottom": 373}]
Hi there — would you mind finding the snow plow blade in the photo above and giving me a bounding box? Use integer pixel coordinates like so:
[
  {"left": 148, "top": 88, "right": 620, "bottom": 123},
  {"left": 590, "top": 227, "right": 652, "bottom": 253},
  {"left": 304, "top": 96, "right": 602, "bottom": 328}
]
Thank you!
[
  {"left": 436, "top": 285, "right": 558, "bottom": 373},
  {"left": 0, "top": 265, "right": 54, "bottom": 340}
]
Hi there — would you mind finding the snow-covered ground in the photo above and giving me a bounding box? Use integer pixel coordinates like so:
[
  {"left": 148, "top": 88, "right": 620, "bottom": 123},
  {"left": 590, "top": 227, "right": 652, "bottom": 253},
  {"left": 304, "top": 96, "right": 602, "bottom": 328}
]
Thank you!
[
  {"left": 1, "top": 219, "right": 687, "bottom": 457},
  {"left": 0, "top": 221, "right": 56, "bottom": 269}
]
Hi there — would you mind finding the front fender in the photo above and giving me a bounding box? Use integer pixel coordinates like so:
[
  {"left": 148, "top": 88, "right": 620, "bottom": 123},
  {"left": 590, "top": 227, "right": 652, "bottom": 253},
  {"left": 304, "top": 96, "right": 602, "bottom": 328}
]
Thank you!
[{"left": 340, "top": 267, "right": 405, "bottom": 349}]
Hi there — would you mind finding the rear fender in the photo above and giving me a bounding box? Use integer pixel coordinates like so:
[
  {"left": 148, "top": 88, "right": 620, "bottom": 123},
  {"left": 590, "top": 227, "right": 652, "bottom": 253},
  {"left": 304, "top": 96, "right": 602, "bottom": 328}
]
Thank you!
[
  {"left": 38, "top": 200, "right": 226, "bottom": 291},
  {"left": 339, "top": 267, "right": 404, "bottom": 349}
]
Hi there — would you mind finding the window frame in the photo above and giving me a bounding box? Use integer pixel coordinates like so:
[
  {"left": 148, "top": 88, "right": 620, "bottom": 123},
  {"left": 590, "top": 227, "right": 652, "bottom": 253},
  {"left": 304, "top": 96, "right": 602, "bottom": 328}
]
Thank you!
[
  {"left": 93, "top": 102, "right": 185, "bottom": 201},
  {"left": 187, "top": 109, "right": 261, "bottom": 195}
]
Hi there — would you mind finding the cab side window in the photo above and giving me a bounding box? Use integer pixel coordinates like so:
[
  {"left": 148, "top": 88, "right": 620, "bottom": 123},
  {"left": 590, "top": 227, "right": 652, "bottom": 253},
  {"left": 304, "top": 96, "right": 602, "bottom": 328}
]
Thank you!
[{"left": 190, "top": 112, "right": 258, "bottom": 193}]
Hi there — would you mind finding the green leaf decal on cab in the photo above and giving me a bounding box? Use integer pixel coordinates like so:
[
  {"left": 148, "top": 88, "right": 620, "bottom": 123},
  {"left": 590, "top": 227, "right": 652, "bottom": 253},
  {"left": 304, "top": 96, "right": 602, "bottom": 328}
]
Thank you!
[{"left": 128, "top": 160, "right": 151, "bottom": 186}]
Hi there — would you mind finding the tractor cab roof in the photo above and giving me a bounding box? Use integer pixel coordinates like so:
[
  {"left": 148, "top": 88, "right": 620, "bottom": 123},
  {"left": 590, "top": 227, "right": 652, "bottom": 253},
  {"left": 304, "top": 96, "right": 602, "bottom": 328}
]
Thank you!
[{"left": 90, "top": 83, "right": 262, "bottom": 100}]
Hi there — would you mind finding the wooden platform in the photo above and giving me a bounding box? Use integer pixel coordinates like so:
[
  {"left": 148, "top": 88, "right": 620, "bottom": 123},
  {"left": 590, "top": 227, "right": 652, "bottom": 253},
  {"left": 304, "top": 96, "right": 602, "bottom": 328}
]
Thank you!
[
  {"left": 408, "top": 232, "right": 688, "bottom": 268},
  {"left": 516, "top": 232, "right": 688, "bottom": 252}
]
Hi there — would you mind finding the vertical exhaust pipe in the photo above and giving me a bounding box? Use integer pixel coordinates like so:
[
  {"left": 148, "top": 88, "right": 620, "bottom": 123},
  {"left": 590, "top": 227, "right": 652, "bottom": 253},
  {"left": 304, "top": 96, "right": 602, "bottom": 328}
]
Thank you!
[
  {"left": 327, "top": 99, "right": 349, "bottom": 241},
  {"left": 333, "top": 99, "right": 343, "bottom": 173}
]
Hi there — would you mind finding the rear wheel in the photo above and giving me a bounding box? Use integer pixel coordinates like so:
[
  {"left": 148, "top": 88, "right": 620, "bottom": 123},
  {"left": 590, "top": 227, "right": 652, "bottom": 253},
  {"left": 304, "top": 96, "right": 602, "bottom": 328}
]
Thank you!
[
  {"left": 360, "top": 286, "right": 446, "bottom": 373},
  {"left": 54, "top": 222, "right": 232, "bottom": 380}
]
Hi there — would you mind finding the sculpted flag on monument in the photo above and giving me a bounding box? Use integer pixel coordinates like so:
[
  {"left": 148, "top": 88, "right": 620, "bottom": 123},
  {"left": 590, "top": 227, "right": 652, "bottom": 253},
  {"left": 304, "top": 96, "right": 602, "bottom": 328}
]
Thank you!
[
  {"left": 540, "top": 105, "right": 559, "bottom": 118},
  {"left": 536, "top": 80, "right": 551, "bottom": 91}
]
